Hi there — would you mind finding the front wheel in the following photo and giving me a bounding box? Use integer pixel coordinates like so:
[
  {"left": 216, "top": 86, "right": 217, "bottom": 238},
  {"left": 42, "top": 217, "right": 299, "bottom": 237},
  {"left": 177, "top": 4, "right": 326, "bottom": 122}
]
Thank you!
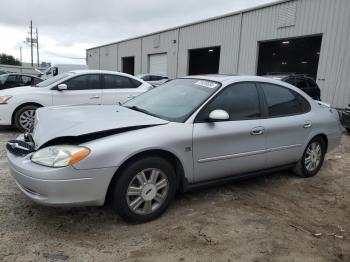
[
  {"left": 14, "top": 105, "right": 38, "bottom": 132},
  {"left": 112, "top": 156, "right": 176, "bottom": 223},
  {"left": 293, "top": 137, "right": 326, "bottom": 178}
]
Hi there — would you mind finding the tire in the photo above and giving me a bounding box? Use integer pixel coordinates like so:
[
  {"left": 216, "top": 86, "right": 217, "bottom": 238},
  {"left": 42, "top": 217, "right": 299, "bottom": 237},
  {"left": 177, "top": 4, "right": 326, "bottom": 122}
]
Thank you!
[
  {"left": 346, "top": 128, "right": 350, "bottom": 134},
  {"left": 112, "top": 156, "right": 176, "bottom": 223},
  {"left": 293, "top": 137, "right": 326, "bottom": 178},
  {"left": 14, "top": 105, "right": 38, "bottom": 132}
]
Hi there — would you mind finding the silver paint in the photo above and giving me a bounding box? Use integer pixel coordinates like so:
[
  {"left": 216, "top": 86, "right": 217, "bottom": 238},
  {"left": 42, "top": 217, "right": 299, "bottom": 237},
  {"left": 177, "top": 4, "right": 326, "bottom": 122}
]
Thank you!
[{"left": 6, "top": 75, "right": 343, "bottom": 207}]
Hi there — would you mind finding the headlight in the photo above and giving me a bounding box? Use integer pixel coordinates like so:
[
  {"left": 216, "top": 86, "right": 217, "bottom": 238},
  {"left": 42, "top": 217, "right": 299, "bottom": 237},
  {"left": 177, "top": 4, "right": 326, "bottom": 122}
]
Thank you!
[
  {"left": 0, "top": 95, "right": 12, "bottom": 104},
  {"left": 31, "top": 145, "right": 90, "bottom": 167}
]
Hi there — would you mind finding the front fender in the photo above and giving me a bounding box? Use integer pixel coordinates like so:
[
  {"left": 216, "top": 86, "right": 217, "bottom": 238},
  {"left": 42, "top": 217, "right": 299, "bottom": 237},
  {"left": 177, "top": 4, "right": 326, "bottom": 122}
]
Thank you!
[{"left": 73, "top": 123, "right": 195, "bottom": 182}]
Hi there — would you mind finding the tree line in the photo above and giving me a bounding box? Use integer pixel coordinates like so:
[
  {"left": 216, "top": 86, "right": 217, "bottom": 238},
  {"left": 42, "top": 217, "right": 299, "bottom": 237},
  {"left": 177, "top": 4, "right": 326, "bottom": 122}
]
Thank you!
[{"left": 0, "top": 53, "right": 21, "bottom": 66}]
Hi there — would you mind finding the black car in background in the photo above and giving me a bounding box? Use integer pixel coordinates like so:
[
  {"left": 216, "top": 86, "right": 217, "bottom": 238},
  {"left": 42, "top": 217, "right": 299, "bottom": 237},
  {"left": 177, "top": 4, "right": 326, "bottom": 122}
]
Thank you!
[
  {"left": 341, "top": 104, "right": 350, "bottom": 133},
  {"left": 264, "top": 74, "right": 321, "bottom": 100},
  {"left": 0, "top": 73, "right": 42, "bottom": 90}
]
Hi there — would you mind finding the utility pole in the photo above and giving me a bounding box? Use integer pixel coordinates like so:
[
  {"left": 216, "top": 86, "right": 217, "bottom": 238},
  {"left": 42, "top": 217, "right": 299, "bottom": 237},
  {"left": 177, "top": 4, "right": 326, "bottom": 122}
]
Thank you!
[
  {"left": 36, "top": 27, "right": 39, "bottom": 67},
  {"left": 30, "top": 20, "right": 33, "bottom": 67},
  {"left": 20, "top": 46, "right": 22, "bottom": 64},
  {"left": 19, "top": 45, "right": 23, "bottom": 73}
]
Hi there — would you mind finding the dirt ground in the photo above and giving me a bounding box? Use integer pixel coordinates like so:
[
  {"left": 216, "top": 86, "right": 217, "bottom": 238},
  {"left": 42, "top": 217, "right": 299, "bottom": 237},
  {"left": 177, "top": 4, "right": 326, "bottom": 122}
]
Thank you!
[{"left": 0, "top": 126, "right": 349, "bottom": 262}]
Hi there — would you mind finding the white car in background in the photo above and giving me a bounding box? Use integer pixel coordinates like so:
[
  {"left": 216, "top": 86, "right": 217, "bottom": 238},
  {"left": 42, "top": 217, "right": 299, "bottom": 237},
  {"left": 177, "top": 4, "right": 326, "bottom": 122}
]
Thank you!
[{"left": 0, "top": 70, "right": 152, "bottom": 132}]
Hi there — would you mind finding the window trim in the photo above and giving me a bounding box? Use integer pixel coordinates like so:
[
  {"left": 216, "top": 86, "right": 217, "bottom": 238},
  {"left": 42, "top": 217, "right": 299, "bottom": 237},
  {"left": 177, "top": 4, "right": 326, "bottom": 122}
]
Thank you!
[
  {"left": 257, "top": 82, "right": 311, "bottom": 119},
  {"left": 194, "top": 81, "right": 264, "bottom": 123}
]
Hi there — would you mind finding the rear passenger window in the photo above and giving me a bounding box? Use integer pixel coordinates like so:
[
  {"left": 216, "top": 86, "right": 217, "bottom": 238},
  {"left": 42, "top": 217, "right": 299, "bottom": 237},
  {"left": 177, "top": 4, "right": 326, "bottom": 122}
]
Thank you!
[
  {"left": 196, "top": 82, "right": 261, "bottom": 122},
  {"left": 260, "top": 83, "right": 310, "bottom": 117},
  {"left": 104, "top": 75, "right": 141, "bottom": 89},
  {"left": 33, "top": 78, "right": 42, "bottom": 85}
]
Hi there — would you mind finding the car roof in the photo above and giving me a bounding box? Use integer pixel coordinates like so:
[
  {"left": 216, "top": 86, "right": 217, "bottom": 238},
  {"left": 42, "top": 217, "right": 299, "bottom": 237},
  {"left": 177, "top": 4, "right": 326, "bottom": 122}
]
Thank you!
[
  {"left": 180, "top": 74, "right": 238, "bottom": 82},
  {"left": 1, "top": 73, "right": 40, "bottom": 78},
  {"left": 180, "top": 74, "right": 289, "bottom": 84},
  {"left": 263, "top": 75, "right": 289, "bottom": 80},
  {"left": 264, "top": 74, "right": 315, "bottom": 81},
  {"left": 69, "top": 69, "right": 139, "bottom": 78}
]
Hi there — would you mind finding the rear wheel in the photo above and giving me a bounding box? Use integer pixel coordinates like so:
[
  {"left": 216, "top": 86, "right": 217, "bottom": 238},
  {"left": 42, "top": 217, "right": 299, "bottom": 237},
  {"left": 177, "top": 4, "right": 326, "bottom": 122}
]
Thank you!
[
  {"left": 293, "top": 137, "right": 326, "bottom": 178},
  {"left": 112, "top": 156, "right": 176, "bottom": 223},
  {"left": 14, "top": 105, "right": 38, "bottom": 132}
]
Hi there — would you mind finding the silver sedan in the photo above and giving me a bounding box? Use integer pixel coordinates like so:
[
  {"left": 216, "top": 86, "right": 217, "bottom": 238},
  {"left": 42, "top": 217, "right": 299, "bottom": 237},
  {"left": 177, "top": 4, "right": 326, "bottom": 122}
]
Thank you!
[{"left": 6, "top": 75, "right": 342, "bottom": 222}]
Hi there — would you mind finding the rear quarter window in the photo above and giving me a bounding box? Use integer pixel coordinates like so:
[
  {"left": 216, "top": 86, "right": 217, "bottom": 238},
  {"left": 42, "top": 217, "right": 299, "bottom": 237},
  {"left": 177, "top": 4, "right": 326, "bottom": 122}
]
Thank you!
[{"left": 260, "top": 83, "right": 311, "bottom": 117}]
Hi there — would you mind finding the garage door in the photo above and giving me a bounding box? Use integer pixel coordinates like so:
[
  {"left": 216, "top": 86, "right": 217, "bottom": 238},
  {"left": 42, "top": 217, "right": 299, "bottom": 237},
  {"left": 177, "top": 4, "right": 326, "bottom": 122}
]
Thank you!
[{"left": 149, "top": 53, "right": 167, "bottom": 75}]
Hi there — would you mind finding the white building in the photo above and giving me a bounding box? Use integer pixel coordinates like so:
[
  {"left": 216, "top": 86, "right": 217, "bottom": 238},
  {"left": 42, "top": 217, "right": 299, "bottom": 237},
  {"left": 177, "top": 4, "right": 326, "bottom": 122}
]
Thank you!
[{"left": 87, "top": 0, "right": 350, "bottom": 108}]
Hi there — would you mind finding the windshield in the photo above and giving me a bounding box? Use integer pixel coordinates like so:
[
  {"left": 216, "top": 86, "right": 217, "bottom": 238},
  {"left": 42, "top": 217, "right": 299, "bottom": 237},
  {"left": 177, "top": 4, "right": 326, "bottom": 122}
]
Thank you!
[
  {"left": 35, "top": 73, "right": 71, "bottom": 87},
  {"left": 123, "top": 78, "right": 221, "bottom": 122},
  {"left": 0, "top": 74, "right": 7, "bottom": 85}
]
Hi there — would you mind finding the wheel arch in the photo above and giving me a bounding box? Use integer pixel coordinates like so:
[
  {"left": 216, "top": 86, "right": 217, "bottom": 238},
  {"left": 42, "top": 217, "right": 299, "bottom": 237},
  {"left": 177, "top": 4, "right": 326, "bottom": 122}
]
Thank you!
[
  {"left": 11, "top": 102, "right": 44, "bottom": 125},
  {"left": 309, "top": 133, "right": 328, "bottom": 151},
  {"left": 105, "top": 149, "right": 187, "bottom": 204}
]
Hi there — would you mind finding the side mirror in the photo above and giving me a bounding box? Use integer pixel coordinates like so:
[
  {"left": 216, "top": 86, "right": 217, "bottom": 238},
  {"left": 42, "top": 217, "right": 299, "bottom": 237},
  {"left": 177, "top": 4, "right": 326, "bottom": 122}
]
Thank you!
[
  {"left": 208, "top": 109, "right": 229, "bottom": 121},
  {"left": 57, "top": 84, "right": 68, "bottom": 91}
]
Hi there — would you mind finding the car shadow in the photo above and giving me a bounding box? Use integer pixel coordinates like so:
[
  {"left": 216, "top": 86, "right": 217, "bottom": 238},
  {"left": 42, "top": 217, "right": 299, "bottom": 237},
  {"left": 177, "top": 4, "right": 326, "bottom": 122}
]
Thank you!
[
  {"left": 0, "top": 126, "right": 19, "bottom": 133},
  {"left": 18, "top": 170, "right": 293, "bottom": 234}
]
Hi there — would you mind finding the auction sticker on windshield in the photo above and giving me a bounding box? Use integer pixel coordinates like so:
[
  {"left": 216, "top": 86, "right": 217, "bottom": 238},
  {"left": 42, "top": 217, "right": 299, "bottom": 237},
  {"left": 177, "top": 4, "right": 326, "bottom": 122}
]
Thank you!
[{"left": 194, "top": 80, "right": 218, "bottom": 89}]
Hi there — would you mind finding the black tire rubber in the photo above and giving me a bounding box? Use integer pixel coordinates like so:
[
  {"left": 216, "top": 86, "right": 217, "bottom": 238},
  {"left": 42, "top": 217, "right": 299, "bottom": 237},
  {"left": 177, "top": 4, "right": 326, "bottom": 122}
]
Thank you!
[
  {"left": 112, "top": 156, "right": 176, "bottom": 223},
  {"left": 293, "top": 136, "right": 326, "bottom": 178},
  {"left": 13, "top": 105, "right": 38, "bottom": 132},
  {"left": 346, "top": 128, "right": 350, "bottom": 134}
]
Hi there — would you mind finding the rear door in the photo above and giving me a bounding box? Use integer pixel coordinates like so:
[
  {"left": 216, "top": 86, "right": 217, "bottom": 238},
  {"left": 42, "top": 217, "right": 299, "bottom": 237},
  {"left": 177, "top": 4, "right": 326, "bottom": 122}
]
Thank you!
[
  {"left": 101, "top": 74, "right": 148, "bottom": 104},
  {"left": 258, "top": 82, "right": 313, "bottom": 168},
  {"left": 192, "top": 82, "right": 266, "bottom": 182},
  {"left": 18, "top": 75, "right": 33, "bottom": 86},
  {"left": 52, "top": 74, "right": 102, "bottom": 106}
]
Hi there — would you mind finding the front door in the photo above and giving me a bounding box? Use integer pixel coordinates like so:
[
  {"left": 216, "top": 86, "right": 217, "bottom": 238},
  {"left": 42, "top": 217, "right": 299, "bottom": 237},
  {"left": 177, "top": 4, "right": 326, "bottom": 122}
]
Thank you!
[
  {"left": 192, "top": 82, "right": 266, "bottom": 182},
  {"left": 52, "top": 74, "right": 102, "bottom": 106}
]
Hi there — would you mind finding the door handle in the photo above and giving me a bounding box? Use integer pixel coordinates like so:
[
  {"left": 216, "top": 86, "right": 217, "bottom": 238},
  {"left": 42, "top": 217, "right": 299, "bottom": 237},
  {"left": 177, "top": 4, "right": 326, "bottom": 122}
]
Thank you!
[
  {"left": 90, "top": 95, "right": 100, "bottom": 99},
  {"left": 303, "top": 121, "right": 312, "bottom": 128},
  {"left": 251, "top": 127, "right": 265, "bottom": 136},
  {"left": 127, "top": 95, "right": 137, "bottom": 99}
]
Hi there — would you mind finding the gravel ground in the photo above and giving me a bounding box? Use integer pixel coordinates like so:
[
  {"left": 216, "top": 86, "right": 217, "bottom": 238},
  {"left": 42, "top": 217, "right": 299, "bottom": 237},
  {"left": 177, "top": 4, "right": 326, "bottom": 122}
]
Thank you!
[{"left": 0, "top": 126, "right": 349, "bottom": 262}]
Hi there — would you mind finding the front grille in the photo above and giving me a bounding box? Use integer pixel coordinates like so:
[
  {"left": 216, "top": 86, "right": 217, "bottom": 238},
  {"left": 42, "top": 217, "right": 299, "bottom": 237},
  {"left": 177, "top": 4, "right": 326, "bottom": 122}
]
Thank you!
[{"left": 6, "top": 140, "right": 35, "bottom": 156}]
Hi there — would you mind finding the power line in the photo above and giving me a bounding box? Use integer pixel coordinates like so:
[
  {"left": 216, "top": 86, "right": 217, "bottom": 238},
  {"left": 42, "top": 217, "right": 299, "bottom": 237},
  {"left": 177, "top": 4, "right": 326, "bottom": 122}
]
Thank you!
[{"left": 41, "top": 49, "right": 85, "bottom": 60}]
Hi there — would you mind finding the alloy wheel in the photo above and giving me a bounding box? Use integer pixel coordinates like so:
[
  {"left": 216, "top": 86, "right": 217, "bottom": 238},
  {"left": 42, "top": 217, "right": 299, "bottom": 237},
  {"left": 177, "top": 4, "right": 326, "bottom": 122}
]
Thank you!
[
  {"left": 19, "top": 109, "right": 36, "bottom": 131},
  {"left": 126, "top": 168, "right": 169, "bottom": 215},
  {"left": 304, "top": 141, "right": 322, "bottom": 172}
]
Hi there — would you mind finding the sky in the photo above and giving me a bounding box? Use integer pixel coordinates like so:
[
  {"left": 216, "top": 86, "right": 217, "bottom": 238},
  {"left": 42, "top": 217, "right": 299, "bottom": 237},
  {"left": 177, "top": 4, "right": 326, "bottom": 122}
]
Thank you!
[{"left": 0, "top": 0, "right": 278, "bottom": 66}]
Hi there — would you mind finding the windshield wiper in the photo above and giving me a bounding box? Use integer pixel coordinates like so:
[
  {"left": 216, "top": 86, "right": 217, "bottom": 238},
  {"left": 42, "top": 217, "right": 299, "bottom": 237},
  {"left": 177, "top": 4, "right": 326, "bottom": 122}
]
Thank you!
[{"left": 125, "top": 105, "right": 152, "bottom": 116}]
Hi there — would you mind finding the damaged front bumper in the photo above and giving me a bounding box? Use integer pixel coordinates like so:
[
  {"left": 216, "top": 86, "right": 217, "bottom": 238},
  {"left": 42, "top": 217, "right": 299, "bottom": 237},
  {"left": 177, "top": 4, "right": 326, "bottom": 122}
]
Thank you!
[{"left": 6, "top": 138, "right": 117, "bottom": 207}]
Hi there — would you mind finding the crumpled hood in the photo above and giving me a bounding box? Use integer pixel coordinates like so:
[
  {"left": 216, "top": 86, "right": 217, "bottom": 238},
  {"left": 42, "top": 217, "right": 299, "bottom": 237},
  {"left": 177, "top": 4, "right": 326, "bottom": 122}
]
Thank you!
[{"left": 32, "top": 105, "right": 169, "bottom": 148}]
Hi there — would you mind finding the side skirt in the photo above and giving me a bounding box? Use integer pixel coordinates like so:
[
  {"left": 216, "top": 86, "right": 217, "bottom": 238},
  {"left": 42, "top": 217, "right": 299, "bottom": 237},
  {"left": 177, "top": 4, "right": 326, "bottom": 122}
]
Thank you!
[{"left": 183, "top": 163, "right": 296, "bottom": 192}]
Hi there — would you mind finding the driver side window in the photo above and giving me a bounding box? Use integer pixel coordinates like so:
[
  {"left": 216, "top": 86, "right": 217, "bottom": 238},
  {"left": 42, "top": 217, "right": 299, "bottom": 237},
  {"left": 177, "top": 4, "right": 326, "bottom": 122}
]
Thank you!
[
  {"left": 195, "top": 82, "right": 261, "bottom": 122},
  {"left": 63, "top": 74, "right": 101, "bottom": 90}
]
